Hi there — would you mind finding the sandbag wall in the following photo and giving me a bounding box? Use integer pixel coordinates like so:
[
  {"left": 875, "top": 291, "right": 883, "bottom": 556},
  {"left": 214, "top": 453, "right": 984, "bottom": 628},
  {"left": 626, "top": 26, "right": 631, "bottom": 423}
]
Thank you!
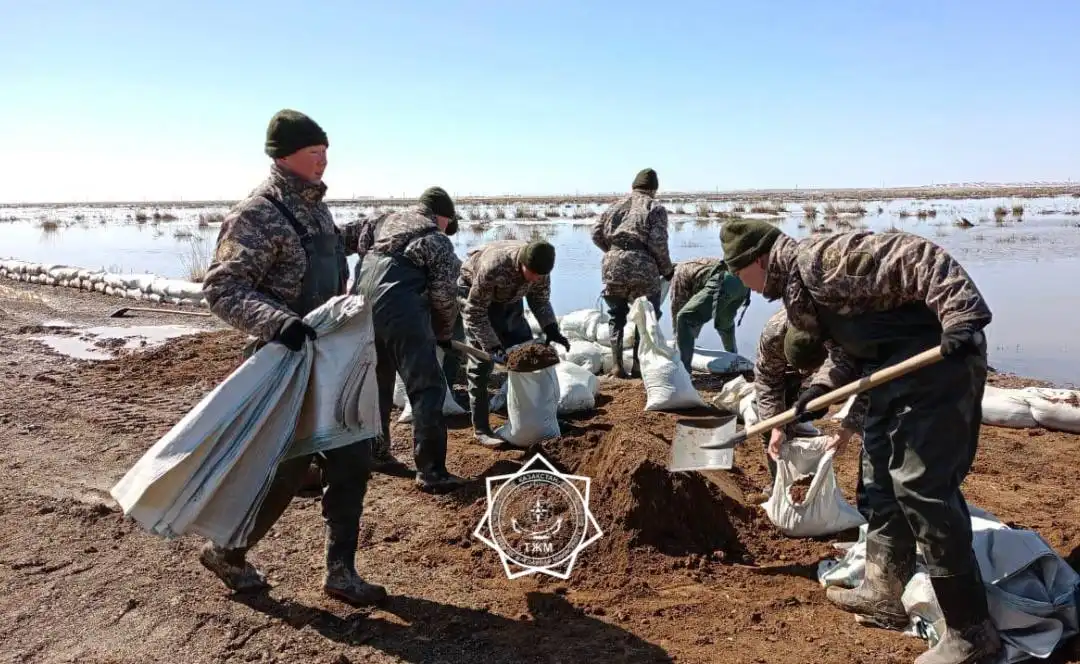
[{"left": 0, "top": 259, "right": 209, "bottom": 308}]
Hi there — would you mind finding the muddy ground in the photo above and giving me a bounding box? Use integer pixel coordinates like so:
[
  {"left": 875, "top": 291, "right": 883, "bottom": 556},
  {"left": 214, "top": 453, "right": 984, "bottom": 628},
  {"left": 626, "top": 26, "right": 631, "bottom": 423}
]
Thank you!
[{"left": 2, "top": 280, "right": 1080, "bottom": 664}]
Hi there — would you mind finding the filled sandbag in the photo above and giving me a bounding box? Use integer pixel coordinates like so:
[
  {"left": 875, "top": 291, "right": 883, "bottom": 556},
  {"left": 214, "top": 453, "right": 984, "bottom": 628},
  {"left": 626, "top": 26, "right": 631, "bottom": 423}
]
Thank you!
[
  {"left": 982, "top": 385, "right": 1039, "bottom": 429},
  {"left": 1023, "top": 388, "right": 1080, "bottom": 433},
  {"left": 557, "top": 340, "right": 606, "bottom": 374},
  {"left": 763, "top": 437, "right": 866, "bottom": 538},
  {"left": 690, "top": 348, "right": 755, "bottom": 375},
  {"left": 494, "top": 365, "right": 561, "bottom": 447},
  {"left": 554, "top": 361, "right": 599, "bottom": 414},
  {"left": 628, "top": 296, "right": 706, "bottom": 411}
]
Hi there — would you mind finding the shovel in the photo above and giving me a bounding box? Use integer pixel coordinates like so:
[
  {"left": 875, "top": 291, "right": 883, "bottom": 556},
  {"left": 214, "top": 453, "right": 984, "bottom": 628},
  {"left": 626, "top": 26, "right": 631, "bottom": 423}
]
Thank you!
[
  {"left": 109, "top": 306, "right": 213, "bottom": 319},
  {"left": 669, "top": 415, "right": 748, "bottom": 505},
  {"left": 449, "top": 340, "right": 507, "bottom": 372},
  {"left": 699, "top": 345, "right": 946, "bottom": 451}
]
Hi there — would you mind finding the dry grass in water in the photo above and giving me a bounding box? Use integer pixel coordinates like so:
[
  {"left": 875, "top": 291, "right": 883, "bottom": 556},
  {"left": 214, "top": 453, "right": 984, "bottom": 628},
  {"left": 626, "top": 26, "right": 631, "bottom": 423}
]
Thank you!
[
  {"left": 180, "top": 237, "right": 213, "bottom": 282},
  {"left": 749, "top": 203, "right": 784, "bottom": 216},
  {"left": 494, "top": 207, "right": 507, "bottom": 220},
  {"left": 680, "top": 239, "right": 703, "bottom": 248},
  {"left": 198, "top": 212, "right": 225, "bottom": 227},
  {"left": 803, "top": 204, "right": 818, "bottom": 220},
  {"left": 39, "top": 219, "right": 60, "bottom": 233},
  {"left": 695, "top": 202, "right": 712, "bottom": 217},
  {"left": 134, "top": 211, "right": 149, "bottom": 223},
  {"left": 994, "top": 206, "right": 1009, "bottom": 220},
  {"left": 494, "top": 226, "right": 520, "bottom": 242},
  {"left": 883, "top": 225, "right": 902, "bottom": 233},
  {"left": 1012, "top": 204, "right": 1025, "bottom": 217},
  {"left": 915, "top": 209, "right": 938, "bottom": 220},
  {"left": 174, "top": 228, "right": 194, "bottom": 239},
  {"left": 732, "top": 204, "right": 746, "bottom": 213},
  {"left": 694, "top": 218, "right": 711, "bottom": 229},
  {"left": 996, "top": 233, "right": 1039, "bottom": 244},
  {"left": 877, "top": 206, "right": 884, "bottom": 214}
]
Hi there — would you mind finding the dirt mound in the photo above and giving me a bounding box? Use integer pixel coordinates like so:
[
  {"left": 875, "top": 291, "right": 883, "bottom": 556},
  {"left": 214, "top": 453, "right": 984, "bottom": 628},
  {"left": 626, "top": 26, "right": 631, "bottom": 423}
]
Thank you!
[
  {"left": 79, "top": 329, "right": 248, "bottom": 390},
  {"left": 505, "top": 342, "right": 560, "bottom": 372}
]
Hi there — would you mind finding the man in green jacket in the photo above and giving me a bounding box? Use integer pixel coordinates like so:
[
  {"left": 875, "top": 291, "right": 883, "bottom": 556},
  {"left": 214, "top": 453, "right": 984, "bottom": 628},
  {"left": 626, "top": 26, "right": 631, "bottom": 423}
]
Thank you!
[{"left": 670, "top": 257, "right": 750, "bottom": 373}]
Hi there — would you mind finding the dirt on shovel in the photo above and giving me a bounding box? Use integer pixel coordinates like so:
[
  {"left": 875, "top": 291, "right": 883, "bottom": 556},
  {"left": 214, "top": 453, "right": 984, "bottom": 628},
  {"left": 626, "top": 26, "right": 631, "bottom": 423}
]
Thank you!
[{"left": 505, "top": 342, "right": 560, "bottom": 372}]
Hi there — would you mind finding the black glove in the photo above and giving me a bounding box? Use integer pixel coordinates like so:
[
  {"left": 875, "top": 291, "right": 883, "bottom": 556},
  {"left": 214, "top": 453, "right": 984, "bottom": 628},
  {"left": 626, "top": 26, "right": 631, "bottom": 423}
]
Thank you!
[
  {"left": 275, "top": 317, "right": 316, "bottom": 352},
  {"left": 489, "top": 347, "right": 508, "bottom": 366},
  {"left": 542, "top": 323, "right": 571, "bottom": 352},
  {"left": 436, "top": 339, "right": 454, "bottom": 351},
  {"left": 940, "top": 327, "right": 981, "bottom": 359},
  {"left": 792, "top": 384, "right": 830, "bottom": 423}
]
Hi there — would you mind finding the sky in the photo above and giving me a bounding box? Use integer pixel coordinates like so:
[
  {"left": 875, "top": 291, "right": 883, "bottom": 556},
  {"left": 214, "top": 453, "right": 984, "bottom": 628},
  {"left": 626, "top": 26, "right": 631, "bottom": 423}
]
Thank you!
[{"left": 0, "top": 0, "right": 1077, "bottom": 203}]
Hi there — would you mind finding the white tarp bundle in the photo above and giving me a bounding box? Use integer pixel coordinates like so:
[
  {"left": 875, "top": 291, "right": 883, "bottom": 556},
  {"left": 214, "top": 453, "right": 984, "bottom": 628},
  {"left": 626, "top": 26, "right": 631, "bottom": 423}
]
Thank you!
[
  {"left": 762, "top": 437, "right": 866, "bottom": 537},
  {"left": 819, "top": 506, "right": 1080, "bottom": 663},
  {"left": 109, "top": 294, "right": 381, "bottom": 549},
  {"left": 628, "top": 296, "right": 706, "bottom": 411},
  {"left": 831, "top": 385, "right": 1080, "bottom": 434}
]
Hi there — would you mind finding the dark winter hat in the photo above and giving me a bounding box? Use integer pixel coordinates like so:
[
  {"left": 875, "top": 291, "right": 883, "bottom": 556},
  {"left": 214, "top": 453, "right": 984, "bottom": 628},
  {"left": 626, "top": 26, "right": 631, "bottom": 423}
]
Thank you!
[
  {"left": 418, "top": 186, "right": 459, "bottom": 220},
  {"left": 520, "top": 240, "right": 556, "bottom": 275},
  {"left": 264, "top": 109, "right": 329, "bottom": 158},
  {"left": 784, "top": 326, "right": 827, "bottom": 371},
  {"left": 632, "top": 168, "right": 659, "bottom": 191},
  {"left": 720, "top": 219, "right": 783, "bottom": 272}
]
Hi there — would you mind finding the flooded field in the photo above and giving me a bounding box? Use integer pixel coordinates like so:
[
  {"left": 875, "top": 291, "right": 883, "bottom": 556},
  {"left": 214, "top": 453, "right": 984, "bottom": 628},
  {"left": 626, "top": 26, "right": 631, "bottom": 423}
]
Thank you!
[{"left": 3, "top": 194, "right": 1080, "bottom": 385}]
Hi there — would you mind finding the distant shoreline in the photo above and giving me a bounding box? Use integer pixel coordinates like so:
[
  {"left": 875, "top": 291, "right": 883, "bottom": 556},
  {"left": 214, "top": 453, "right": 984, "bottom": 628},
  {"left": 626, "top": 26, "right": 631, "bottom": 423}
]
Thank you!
[{"left": 4, "top": 183, "right": 1079, "bottom": 209}]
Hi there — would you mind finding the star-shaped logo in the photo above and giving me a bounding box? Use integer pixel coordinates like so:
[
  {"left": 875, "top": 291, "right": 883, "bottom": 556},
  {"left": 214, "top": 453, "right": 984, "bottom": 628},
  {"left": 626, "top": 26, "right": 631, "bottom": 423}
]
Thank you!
[{"left": 473, "top": 453, "right": 603, "bottom": 580}]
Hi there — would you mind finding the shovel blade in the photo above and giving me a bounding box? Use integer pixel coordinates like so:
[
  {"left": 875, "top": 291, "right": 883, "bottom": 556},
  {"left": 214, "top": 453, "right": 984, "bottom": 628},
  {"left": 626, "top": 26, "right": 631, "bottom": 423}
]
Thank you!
[{"left": 669, "top": 416, "right": 737, "bottom": 472}]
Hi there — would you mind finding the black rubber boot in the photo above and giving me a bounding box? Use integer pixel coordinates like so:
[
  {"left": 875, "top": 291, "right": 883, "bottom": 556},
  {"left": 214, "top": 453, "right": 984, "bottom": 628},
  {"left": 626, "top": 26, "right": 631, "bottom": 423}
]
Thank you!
[
  {"left": 468, "top": 363, "right": 503, "bottom": 448},
  {"left": 198, "top": 542, "right": 269, "bottom": 593},
  {"left": 915, "top": 567, "right": 1001, "bottom": 664},
  {"left": 630, "top": 332, "right": 642, "bottom": 379},
  {"left": 369, "top": 435, "right": 412, "bottom": 476},
  {"left": 415, "top": 469, "right": 468, "bottom": 494},
  {"left": 609, "top": 329, "right": 627, "bottom": 378},
  {"left": 322, "top": 525, "right": 387, "bottom": 606},
  {"left": 826, "top": 536, "right": 914, "bottom": 630}
]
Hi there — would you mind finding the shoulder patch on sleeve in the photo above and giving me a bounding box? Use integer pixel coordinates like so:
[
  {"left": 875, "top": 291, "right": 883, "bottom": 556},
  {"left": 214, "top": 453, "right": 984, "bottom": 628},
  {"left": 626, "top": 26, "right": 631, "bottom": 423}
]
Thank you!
[{"left": 844, "top": 251, "right": 876, "bottom": 277}]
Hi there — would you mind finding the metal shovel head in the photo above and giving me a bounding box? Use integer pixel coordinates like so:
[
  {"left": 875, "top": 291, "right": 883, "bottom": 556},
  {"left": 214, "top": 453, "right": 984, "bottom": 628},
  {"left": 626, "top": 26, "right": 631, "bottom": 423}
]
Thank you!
[{"left": 669, "top": 415, "right": 738, "bottom": 472}]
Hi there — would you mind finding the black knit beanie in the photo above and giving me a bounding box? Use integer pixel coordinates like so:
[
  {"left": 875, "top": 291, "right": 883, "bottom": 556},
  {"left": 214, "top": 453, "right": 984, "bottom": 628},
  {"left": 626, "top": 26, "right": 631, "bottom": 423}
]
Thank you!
[
  {"left": 632, "top": 168, "right": 659, "bottom": 191},
  {"left": 419, "top": 186, "right": 458, "bottom": 220},
  {"left": 265, "top": 109, "right": 329, "bottom": 158}
]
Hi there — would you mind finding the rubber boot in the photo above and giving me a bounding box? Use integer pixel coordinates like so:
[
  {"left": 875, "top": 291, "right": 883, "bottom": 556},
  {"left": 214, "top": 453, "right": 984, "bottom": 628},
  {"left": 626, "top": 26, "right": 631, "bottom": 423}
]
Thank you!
[
  {"left": 609, "top": 328, "right": 627, "bottom": 378},
  {"left": 469, "top": 362, "right": 503, "bottom": 448},
  {"left": 322, "top": 525, "right": 387, "bottom": 606},
  {"left": 630, "top": 332, "right": 642, "bottom": 379},
  {"left": 915, "top": 568, "right": 1001, "bottom": 664},
  {"left": 369, "top": 435, "right": 412, "bottom": 476},
  {"left": 793, "top": 422, "right": 822, "bottom": 437},
  {"left": 826, "top": 536, "right": 914, "bottom": 630},
  {"left": 415, "top": 469, "right": 468, "bottom": 494},
  {"left": 198, "top": 542, "right": 269, "bottom": 593}
]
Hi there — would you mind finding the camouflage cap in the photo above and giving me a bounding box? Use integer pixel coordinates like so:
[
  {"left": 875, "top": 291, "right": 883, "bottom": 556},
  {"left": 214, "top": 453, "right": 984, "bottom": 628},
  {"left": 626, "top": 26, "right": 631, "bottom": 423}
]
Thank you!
[
  {"left": 632, "top": 168, "right": 659, "bottom": 192},
  {"left": 520, "top": 240, "right": 556, "bottom": 275},
  {"left": 783, "top": 325, "right": 827, "bottom": 371},
  {"left": 720, "top": 219, "right": 783, "bottom": 272}
]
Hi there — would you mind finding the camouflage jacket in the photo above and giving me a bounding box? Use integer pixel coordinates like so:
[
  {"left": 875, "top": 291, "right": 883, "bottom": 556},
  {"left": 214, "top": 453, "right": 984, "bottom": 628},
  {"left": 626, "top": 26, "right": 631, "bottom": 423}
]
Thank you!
[
  {"left": 754, "top": 308, "right": 795, "bottom": 426},
  {"left": 459, "top": 240, "right": 557, "bottom": 351},
  {"left": 369, "top": 205, "right": 462, "bottom": 341},
  {"left": 340, "top": 213, "right": 380, "bottom": 265},
  {"left": 591, "top": 191, "right": 673, "bottom": 300},
  {"left": 203, "top": 165, "right": 365, "bottom": 342},
  {"left": 763, "top": 230, "right": 992, "bottom": 430},
  {"left": 670, "top": 258, "right": 720, "bottom": 320}
]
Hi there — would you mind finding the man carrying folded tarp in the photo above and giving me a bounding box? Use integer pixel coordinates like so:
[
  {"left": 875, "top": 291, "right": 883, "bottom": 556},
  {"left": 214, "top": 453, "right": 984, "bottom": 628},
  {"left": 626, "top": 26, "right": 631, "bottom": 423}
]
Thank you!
[
  {"left": 200, "top": 109, "right": 385, "bottom": 605},
  {"left": 591, "top": 167, "right": 674, "bottom": 378},
  {"left": 455, "top": 239, "right": 570, "bottom": 447},
  {"left": 669, "top": 256, "right": 751, "bottom": 374},
  {"left": 352, "top": 186, "right": 468, "bottom": 494},
  {"left": 721, "top": 219, "right": 1000, "bottom": 664}
]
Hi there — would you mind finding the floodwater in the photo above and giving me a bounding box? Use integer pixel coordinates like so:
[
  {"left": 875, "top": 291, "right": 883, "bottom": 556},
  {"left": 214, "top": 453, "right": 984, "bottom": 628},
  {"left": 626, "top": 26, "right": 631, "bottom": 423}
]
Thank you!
[
  {"left": 3, "top": 195, "right": 1080, "bottom": 385},
  {"left": 27, "top": 322, "right": 204, "bottom": 361}
]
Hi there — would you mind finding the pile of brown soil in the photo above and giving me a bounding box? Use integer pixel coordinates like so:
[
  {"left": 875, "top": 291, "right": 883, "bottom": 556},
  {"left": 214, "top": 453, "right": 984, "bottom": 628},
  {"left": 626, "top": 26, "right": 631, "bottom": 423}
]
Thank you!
[
  {"left": 83, "top": 330, "right": 248, "bottom": 390},
  {"left": 788, "top": 475, "right": 813, "bottom": 504},
  {"left": 505, "top": 342, "right": 560, "bottom": 372}
]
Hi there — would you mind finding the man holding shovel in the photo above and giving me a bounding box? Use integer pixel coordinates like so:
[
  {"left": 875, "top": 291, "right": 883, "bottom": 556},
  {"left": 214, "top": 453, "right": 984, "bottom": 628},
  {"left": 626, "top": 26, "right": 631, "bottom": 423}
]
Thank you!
[
  {"left": 200, "top": 109, "right": 385, "bottom": 606},
  {"left": 669, "top": 257, "right": 751, "bottom": 374},
  {"left": 721, "top": 220, "right": 1000, "bottom": 664},
  {"left": 352, "top": 186, "right": 467, "bottom": 494},
  {"left": 591, "top": 167, "right": 673, "bottom": 378},
  {"left": 456, "top": 239, "right": 570, "bottom": 447}
]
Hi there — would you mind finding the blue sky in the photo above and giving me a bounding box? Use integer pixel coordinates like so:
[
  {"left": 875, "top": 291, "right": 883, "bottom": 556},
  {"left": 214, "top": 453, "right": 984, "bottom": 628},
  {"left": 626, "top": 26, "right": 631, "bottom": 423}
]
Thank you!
[{"left": 1, "top": 0, "right": 1077, "bottom": 202}]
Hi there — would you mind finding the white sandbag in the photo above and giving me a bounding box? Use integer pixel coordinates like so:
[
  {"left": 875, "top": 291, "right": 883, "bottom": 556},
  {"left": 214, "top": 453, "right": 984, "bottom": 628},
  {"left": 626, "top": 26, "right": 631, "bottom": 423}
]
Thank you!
[
  {"left": 628, "top": 297, "right": 706, "bottom": 411},
  {"left": 559, "top": 308, "right": 606, "bottom": 342},
  {"left": 763, "top": 439, "right": 866, "bottom": 538},
  {"left": 690, "top": 348, "right": 755, "bottom": 375},
  {"left": 148, "top": 294, "right": 163, "bottom": 304},
  {"left": 125, "top": 288, "right": 144, "bottom": 300},
  {"left": 982, "top": 385, "right": 1039, "bottom": 429},
  {"left": 48, "top": 266, "right": 79, "bottom": 281},
  {"left": 1023, "top": 387, "right": 1080, "bottom": 433},
  {"left": 712, "top": 375, "right": 756, "bottom": 413},
  {"left": 157, "top": 279, "right": 205, "bottom": 300},
  {"left": 94, "top": 283, "right": 107, "bottom": 293},
  {"left": 558, "top": 340, "right": 606, "bottom": 374},
  {"left": 395, "top": 347, "right": 466, "bottom": 422},
  {"left": 44, "top": 277, "right": 57, "bottom": 286},
  {"left": 554, "top": 361, "right": 598, "bottom": 414},
  {"left": 104, "top": 274, "right": 127, "bottom": 289},
  {"left": 525, "top": 309, "right": 542, "bottom": 336},
  {"left": 494, "top": 365, "right": 561, "bottom": 448}
]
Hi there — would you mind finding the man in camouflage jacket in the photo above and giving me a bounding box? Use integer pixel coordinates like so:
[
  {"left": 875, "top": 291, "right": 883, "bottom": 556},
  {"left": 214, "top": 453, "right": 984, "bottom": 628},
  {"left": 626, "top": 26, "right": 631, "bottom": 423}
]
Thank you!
[
  {"left": 591, "top": 167, "right": 674, "bottom": 378},
  {"left": 456, "top": 239, "right": 570, "bottom": 447},
  {"left": 200, "top": 109, "right": 385, "bottom": 607},
  {"left": 670, "top": 257, "right": 751, "bottom": 374},
  {"left": 351, "top": 187, "right": 466, "bottom": 494},
  {"left": 721, "top": 220, "right": 1000, "bottom": 664}
]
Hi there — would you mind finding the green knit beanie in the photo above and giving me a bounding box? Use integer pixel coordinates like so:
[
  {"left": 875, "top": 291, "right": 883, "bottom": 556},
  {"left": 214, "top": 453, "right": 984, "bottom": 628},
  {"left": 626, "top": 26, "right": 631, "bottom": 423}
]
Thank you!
[
  {"left": 720, "top": 219, "right": 783, "bottom": 272},
  {"left": 265, "top": 109, "right": 329, "bottom": 158},
  {"left": 520, "top": 241, "right": 556, "bottom": 275},
  {"left": 632, "top": 168, "right": 659, "bottom": 191},
  {"left": 419, "top": 186, "right": 458, "bottom": 220},
  {"left": 783, "top": 326, "right": 827, "bottom": 371}
]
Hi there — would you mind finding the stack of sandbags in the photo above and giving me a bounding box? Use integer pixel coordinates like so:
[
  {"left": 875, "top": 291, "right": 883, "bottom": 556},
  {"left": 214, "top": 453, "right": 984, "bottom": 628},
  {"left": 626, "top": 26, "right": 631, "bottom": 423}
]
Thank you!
[{"left": 0, "top": 259, "right": 210, "bottom": 307}]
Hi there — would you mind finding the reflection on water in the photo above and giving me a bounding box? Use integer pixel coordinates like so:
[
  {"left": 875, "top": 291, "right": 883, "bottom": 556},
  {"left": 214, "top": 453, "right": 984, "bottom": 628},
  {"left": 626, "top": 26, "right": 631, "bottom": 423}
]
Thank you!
[{"left": 3, "top": 195, "right": 1080, "bottom": 385}]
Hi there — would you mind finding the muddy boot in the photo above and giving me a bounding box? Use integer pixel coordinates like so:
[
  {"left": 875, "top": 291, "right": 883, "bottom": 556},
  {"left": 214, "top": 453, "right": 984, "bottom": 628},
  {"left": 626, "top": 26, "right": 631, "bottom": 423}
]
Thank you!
[
  {"left": 198, "top": 542, "right": 269, "bottom": 593},
  {"left": 609, "top": 330, "right": 627, "bottom": 379},
  {"left": 826, "top": 536, "right": 913, "bottom": 630},
  {"left": 915, "top": 569, "right": 1001, "bottom": 664},
  {"left": 630, "top": 333, "right": 642, "bottom": 379},
  {"left": 469, "top": 370, "right": 504, "bottom": 448},
  {"left": 369, "top": 435, "right": 411, "bottom": 475},
  {"left": 322, "top": 527, "right": 387, "bottom": 606},
  {"left": 415, "top": 469, "right": 468, "bottom": 494}
]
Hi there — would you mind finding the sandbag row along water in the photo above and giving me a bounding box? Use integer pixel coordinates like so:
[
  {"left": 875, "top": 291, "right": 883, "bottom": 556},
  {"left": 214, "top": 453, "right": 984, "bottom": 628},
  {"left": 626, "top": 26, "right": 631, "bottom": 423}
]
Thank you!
[{"left": 0, "top": 259, "right": 209, "bottom": 308}]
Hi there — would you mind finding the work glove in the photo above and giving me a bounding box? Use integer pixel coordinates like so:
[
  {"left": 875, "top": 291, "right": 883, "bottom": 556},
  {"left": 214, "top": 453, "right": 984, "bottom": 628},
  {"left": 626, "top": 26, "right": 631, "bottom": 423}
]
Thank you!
[
  {"left": 542, "top": 323, "right": 571, "bottom": 352},
  {"left": 275, "top": 317, "right": 316, "bottom": 352},
  {"left": 940, "top": 327, "right": 981, "bottom": 359},
  {"left": 489, "top": 347, "right": 508, "bottom": 366},
  {"left": 792, "top": 384, "right": 830, "bottom": 423}
]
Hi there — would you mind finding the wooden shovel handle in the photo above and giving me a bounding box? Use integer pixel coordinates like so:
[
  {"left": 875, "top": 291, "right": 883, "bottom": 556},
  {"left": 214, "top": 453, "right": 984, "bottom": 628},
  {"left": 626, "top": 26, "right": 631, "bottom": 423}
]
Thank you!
[
  {"left": 449, "top": 340, "right": 491, "bottom": 363},
  {"left": 744, "top": 345, "right": 945, "bottom": 439}
]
